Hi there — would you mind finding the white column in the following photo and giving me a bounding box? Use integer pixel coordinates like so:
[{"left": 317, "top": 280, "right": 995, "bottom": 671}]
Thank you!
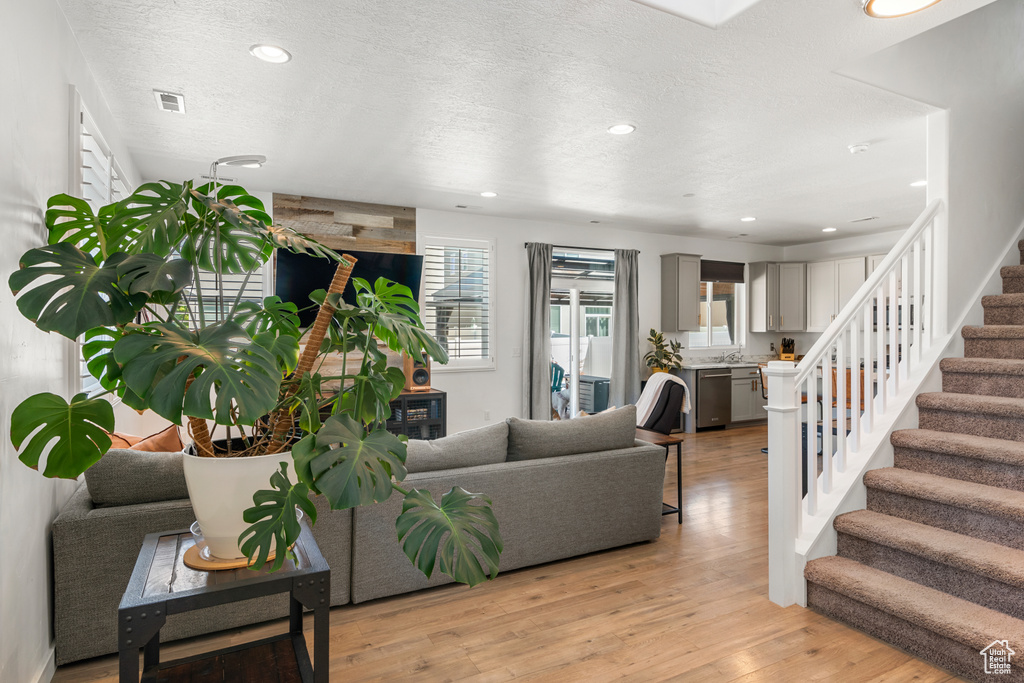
[{"left": 766, "top": 360, "right": 801, "bottom": 607}]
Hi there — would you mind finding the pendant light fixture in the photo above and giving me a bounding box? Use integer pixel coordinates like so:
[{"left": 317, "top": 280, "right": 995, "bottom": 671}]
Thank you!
[{"left": 863, "top": 0, "right": 944, "bottom": 19}]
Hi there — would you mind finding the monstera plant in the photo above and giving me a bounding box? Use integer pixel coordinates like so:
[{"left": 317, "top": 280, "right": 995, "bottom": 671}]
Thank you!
[{"left": 8, "top": 180, "right": 502, "bottom": 585}]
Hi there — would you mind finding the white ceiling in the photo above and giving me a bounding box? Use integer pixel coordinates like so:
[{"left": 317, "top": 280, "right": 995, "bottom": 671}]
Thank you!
[{"left": 59, "top": 0, "right": 995, "bottom": 246}]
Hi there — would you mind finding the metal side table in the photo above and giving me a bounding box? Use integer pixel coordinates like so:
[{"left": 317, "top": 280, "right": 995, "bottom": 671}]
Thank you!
[
  {"left": 118, "top": 521, "right": 329, "bottom": 682},
  {"left": 636, "top": 428, "right": 685, "bottom": 524}
]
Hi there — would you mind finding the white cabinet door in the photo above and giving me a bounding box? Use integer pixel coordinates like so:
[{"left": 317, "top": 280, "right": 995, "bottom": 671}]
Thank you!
[
  {"left": 836, "top": 257, "right": 867, "bottom": 311},
  {"left": 806, "top": 260, "right": 836, "bottom": 332},
  {"left": 778, "top": 263, "right": 806, "bottom": 331}
]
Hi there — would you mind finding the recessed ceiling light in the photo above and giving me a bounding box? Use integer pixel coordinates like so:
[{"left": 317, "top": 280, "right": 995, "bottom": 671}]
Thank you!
[
  {"left": 607, "top": 124, "right": 636, "bottom": 135},
  {"left": 741, "top": 217, "right": 756, "bottom": 222},
  {"left": 863, "top": 0, "right": 944, "bottom": 18},
  {"left": 910, "top": 179, "right": 928, "bottom": 187},
  {"left": 848, "top": 143, "right": 870, "bottom": 155},
  {"left": 823, "top": 227, "right": 837, "bottom": 233},
  {"left": 249, "top": 44, "right": 291, "bottom": 63},
  {"left": 480, "top": 191, "right": 498, "bottom": 198}
]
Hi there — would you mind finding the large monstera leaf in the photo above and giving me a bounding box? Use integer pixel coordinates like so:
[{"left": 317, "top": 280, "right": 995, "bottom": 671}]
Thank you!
[
  {"left": 259, "top": 223, "right": 345, "bottom": 262},
  {"left": 44, "top": 194, "right": 116, "bottom": 261},
  {"left": 354, "top": 278, "right": 449, "bottom": 364},
  {"left": 10, "top": 392, "right": 115, "bottom": 479},
  {"left": 397, "top": 487, "right": 503, "bottom": 587},
  {"left": 239, "top": 462, "right": 317, "bottom": 571},
  {"left": 116, "top": 253, "right": 193, "bottom": 301},
  {"left": 106, "top": 181, "right": 190, "bottom": 256},
  {"left": 113, "top": 321, "right": 281, "bottom": 425},
  {"left": 9, "top": 244, "right": 139, "bottom": 339},
  {"left": 294, "top": 414, "right": 407, "bottom": 510},
  {"left": 179, "top": 186, "right": 274, "bottom": 273},
  {"left": 235, "top": 296, "right": 302, "bottom": 339}
]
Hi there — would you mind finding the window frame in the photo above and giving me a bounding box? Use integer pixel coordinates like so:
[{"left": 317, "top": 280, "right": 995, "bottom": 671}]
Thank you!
[
  {"left": 419, "top": 235, "right": 496, "bottom": 372},
  {"left": 687, "top": 281, "right": 746, "bottom": 350}
]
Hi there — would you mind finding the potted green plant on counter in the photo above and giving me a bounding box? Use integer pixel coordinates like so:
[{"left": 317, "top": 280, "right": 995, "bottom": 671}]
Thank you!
[
  {"left": 644, "top": 329, "right": 683, "bottom": 373},
  {"left": 8, "top": 180, "right": 502, "bottom": 584}
]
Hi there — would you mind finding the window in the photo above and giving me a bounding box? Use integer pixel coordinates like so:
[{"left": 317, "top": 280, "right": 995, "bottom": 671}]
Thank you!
[
  {"left": 584, "top": 306, "right": 612, "bottom": 337},
  {"left": 74, "top": 98, "right": 132, "bottom": 395},
  {"left": 421, "top": 236, "right": 494, "bottom": 370},
  {"left": 687, "top": 260, "right": 745, "bottom": 349},
  {"left": 688, "top": 282, "right": 744, "bottom": 348}
]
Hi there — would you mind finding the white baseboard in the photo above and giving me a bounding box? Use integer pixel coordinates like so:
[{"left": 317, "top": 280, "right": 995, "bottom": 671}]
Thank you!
[{"left": 31, "top": 646, "right": 55, "bottom": 683}]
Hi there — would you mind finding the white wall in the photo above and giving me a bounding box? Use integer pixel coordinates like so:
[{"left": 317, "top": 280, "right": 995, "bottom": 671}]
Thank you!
[
  {"left": 0, "top": 2, "right": 138, "bottom": 681},
  {"left": 417, "top": 209, "right": 785, "bottom": 432},
  {"left": 841, "top": 0, "right": 1024, "bottom": 329},
  {"left": 782, "top": 228, "right": 904, "bottom": 263}
]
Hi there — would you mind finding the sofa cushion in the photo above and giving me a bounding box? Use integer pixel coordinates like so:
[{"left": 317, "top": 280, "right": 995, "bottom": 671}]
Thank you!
[
  {"left": 404, "top": 422, "right": 509, "bottom": 473},
  {"left": 506, "top": 405, "right": 637, "bottom": 461},
  {"left": 84, "top": 449, "right": 189, "bottom": 507}
]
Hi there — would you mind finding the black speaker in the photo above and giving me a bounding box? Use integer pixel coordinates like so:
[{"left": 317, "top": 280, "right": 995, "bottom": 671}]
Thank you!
[{"left": 403, "top": 353, "right": 431, "bottom": 392}]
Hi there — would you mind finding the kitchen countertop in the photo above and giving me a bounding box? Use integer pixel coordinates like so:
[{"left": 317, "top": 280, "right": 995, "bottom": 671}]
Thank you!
[{"left": 678, "top": 362, "right": 760, "bottom": 370}]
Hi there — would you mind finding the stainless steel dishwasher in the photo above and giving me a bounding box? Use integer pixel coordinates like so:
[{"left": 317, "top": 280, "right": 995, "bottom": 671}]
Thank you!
[{"left": 696, "top": 368, "right": 732, "bottom": 428}]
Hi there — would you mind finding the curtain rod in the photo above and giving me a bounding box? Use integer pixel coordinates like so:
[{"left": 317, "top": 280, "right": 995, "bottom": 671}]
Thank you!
[{"left": 523, "top": 243, "right": 638, "bottom": 254}]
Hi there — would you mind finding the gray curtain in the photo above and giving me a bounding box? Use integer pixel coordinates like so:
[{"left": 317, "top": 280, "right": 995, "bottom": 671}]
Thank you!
[
  {"left": 523, "top": 242, "right": 553, "bottom": 419},
  {"left": 611, "top": 248, "right": 641, "bottom": 407}
]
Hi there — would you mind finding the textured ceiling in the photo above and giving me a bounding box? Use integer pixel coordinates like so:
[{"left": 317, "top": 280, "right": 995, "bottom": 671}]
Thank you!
[{"left": 59, "top": 0, "right": 995, "bottom": 246}]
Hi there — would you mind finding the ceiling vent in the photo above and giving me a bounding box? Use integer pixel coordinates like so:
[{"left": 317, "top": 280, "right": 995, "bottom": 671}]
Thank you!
[
  {"left": 849, "top": 216, "right": 879, "bottom": 223},
  {"left": 153, "top": 90, "right": 185, "bottom": 114},
  {"left": 199, "top": 174, "right": 236, "bottom": 183}
]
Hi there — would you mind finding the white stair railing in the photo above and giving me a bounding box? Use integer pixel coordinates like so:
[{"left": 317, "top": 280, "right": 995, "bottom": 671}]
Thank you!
[{"left": 766, "top": 199, "right": 946, "bottom": 607}]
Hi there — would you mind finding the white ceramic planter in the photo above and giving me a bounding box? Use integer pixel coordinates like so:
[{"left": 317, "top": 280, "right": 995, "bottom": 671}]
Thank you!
[{"left": 181, "top": 448, "right": 292, "bottom": 560}]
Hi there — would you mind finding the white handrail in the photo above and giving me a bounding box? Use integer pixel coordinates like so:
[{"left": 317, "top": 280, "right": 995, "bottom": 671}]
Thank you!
[
  {"left": 767, "top": 198, "right": 946, "bottom": 608},
  {"left": 795, "top": 199, "right": 944, "bottom": 385}
]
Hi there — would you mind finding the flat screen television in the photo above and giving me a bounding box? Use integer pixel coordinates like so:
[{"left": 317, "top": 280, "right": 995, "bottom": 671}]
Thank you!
[{"left": 275, "top": 249, "right": 424, "bottom": 328}]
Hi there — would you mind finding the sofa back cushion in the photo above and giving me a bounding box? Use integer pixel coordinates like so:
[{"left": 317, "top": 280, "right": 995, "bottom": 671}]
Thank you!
[
  {"left": 84, "top": 449, "right": 189, "bottom": 507},
  {"left": 506, "top": 405, "right": 637, "bottom": 461},
  {"left": 405, "top": 422, "right": 509, "bottom": 473}
]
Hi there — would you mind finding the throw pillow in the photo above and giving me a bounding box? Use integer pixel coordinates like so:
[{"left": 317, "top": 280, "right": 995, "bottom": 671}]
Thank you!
[
  {"left": 506, "top": 405, "right": 637, "bottom": 461},
  {"left": 404, "top": 422, "right": 509, "bottom": 474},
  {"left": 109, "top": 432, "right": 143, "bottom": 449},
  {"left": 132, "top": 425, "right": 183, "bottom": 452},
  {"left": 84, "top": 448, "right": 189, "bottom": 507}
]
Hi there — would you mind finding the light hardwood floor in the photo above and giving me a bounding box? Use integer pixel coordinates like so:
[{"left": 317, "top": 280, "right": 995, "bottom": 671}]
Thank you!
[{"left": 54, "top": 424, "right": 964, "bottom": 682}]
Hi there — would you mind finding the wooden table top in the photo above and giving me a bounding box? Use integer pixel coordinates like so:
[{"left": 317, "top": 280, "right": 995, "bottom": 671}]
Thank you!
[{"left": 635, "top": 428, "right": 686, "bottom": 447}]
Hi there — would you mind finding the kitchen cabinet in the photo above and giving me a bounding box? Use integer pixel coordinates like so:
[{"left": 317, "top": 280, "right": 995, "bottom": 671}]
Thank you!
[
  {"left": 730, "top": 366, "right": 767, "bottom": 423},
  {"left": 749, "top": 262, "right": 806, "bottom": 332},
  {"left": 661, "top": 253, "right": 702, "bottom": 332},
  {"left": 806, "top": 257, "right": 866, "bottom": 332},
  {"left": 869, "top": 253, "right": 911, "bottom": 299},
  {"left": 778, "top": 263, "right": 806, "bottom": 331}
]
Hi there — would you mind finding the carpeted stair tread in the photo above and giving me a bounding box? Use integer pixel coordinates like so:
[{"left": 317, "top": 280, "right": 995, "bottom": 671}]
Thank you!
[
  {"left": 962, "top": 325, "right": 1024, "bottom": 339},
  {"left": 1002, "top": 265, "right": 1024, "bottom": 278},
  {"left": 917, "top": 392, "right": 1024, "bottom": 419},
  {"left": 805, "top": 556, "right": 1024, "bottom": 651},
  {"left": 835, "top": 510, "right": 1024, "bottom": 589},
  {"left": 892, "top": 429, "right": 1024, "bottom": 467},
  {"left": 940, "top": 357, "right": 1024, "bottom": 376},
  {"left": 864, "top": 467, "right": 1024, "bottom": 524},
  {"left": 982, "top": 294, "right": 1024, "bottom": 308}
]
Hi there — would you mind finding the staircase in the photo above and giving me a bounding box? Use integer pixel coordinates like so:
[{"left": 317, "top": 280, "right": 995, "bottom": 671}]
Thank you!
[{"left": 805, "top": 242, "right": 1024, "bottom": 683}]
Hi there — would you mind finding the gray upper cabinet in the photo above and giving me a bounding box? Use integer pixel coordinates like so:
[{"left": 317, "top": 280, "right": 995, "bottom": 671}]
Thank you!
[
  {"left": 778, "top": 262, "right": 806, "bottom": 331},
  {"left": 749, "top": 262, "right": 805, "bottom": 332},
  {"left": 661, "top": 253, "right": 702, "bottom": 332},
  {"left": 806, "top": 257, "right": 866, "bottom": 332}
]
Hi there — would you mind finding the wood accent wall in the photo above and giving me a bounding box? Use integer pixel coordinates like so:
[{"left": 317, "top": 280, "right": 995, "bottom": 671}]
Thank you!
[{"left": 273, "top": 194, "right": 416, "bottom": 254}]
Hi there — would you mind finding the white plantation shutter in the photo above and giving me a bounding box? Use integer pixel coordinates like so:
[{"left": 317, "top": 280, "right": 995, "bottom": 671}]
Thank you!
[
  {"left": 421, "top": 237, "right": 495, "bottom": 370},
  {"left": 76, "top": 105, "right": 131, "bottom": 395},
  {"left": 187, "top": 267, "right": 267, "bottom": 324}
]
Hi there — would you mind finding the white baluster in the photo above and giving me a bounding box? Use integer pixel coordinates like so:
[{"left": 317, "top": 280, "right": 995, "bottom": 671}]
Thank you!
[
  {"left": 822, "top": 353, "right": 833, "bottom": 495},
  {"left": 805, "top": 372, "right": 817, "bottom": 515},
  {"left": 888, "top": 269, "right": 899, "bottom": 396},
  {"left": 876, "top": 284, "right": 887, "bottom": 413},
  {"left": 836, "top": 332, "right": 846, "bottom": 473},
  {"left": 913, "top": 240, "right": 922, "bottom": 364},
  {"left": 850, "top": 316, "right": 860, "bottom": 452},
  {"left": 863, "top": 302, "right": 873, "bottom": 434},
  {"left": 901, "top": 253, "right": 910, "bottom": 381},
  {"left": 925, "top": 222, "right": 934, "bottom": 344}
]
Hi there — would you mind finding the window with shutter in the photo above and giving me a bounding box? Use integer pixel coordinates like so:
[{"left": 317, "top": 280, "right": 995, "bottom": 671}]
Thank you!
[
  {"left": 76, "top": 105, "right": 132, "bottom": 396},
  {"left": 421, "top": 237, "right": 494, "bottom": 370}
]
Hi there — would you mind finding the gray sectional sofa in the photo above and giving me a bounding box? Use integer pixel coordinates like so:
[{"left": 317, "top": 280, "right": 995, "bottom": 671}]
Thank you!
[{"left": 53, "top": 406, "right": 667, "bottom": 664}]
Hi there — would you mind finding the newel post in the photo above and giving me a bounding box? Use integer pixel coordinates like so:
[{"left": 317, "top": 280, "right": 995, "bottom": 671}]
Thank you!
[{"left": 765, "top": 360, "right": 801, "bottom": 607}]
